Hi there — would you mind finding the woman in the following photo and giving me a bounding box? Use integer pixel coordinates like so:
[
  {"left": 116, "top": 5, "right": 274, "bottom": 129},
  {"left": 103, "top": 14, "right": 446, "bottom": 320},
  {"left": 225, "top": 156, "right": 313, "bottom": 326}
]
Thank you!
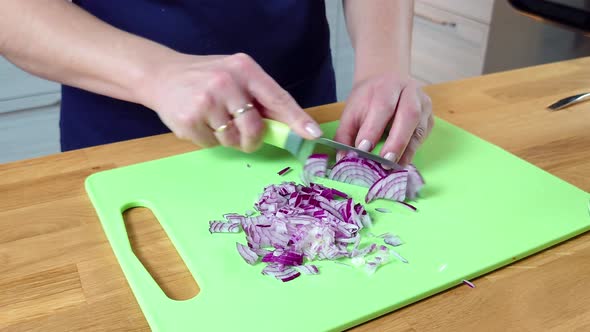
[{"left": 0, "top": 0, "right": 432, "bottom": 166}]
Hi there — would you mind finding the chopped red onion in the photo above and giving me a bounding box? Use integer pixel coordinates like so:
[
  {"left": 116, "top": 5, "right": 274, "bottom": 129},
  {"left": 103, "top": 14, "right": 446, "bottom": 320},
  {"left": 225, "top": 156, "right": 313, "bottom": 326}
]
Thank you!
[
  {"left": 261, "top": 263, "right": 301, "bottom": 282},
  {"left": 209, "top": 221, "right": 241, "bottom": 233},
  {"left": 262, "top": 249, "right": 304, "bottom": 266},
  {"left": 383, "top": 234, "right": 403, "bottom": 247},
  {"left": 365, "top": 261, "right": 379, "bottom": 275},
  {"left": 463, "top": 279, "right": 475, "bottom": 288},
  {"left": 278, "top": 166, "right": 292, "bottom": 176},
  {"left": 351, "top": 243, "right": 377, "bottom": 258},
  {"left": 210, "top": 147, "right": 425, "bottom": 281},
  {"left": 224, "top": 213, "right": 246, "bottom": 224},
  {"left": 389, "top": 248, "right": 409, "bottom": 264},
  {"left": 395, "top": 201, "right": 417, "bottom": 211},
  {"left": 296, "top": 264, "right": 319, "bottom": 275},
  {"left": 364, "top": 247, "right": 391, "bottom": 275},
  {"left": 236, "top": 242, "right": 258, "bottom": 265}
]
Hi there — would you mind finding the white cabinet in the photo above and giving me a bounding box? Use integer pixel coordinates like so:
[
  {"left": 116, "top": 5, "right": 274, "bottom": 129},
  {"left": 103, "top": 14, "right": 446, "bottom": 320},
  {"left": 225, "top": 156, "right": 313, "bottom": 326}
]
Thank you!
[
  {"left": 0, "top": 57, "right": 61, "bottom": 164},
  {"left": 411, "top": 0, "right": 495, "bottom": 84},
  {"left": 411, "top": 1, "right": 491, "bottom": 84}
]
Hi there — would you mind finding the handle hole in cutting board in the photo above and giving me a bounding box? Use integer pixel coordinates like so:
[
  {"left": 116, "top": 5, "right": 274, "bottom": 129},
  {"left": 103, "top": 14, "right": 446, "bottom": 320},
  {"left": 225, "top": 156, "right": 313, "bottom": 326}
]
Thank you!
[{"left": 123, "top": 206, "right": 199, "bottom": 301}]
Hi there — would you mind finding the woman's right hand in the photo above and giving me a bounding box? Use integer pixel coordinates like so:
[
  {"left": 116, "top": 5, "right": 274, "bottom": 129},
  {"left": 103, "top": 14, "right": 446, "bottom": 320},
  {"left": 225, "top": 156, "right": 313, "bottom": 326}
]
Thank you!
[{"left": 138, "top": 52, "right": 323, "bottom": 152}]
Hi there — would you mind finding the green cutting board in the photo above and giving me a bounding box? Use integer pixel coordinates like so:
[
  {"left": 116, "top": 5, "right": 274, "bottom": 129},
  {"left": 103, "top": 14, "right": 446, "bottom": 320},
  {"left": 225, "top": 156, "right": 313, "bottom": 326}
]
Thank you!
[{"left": 85, "top": 118, "right": 589, "bottom": 332}]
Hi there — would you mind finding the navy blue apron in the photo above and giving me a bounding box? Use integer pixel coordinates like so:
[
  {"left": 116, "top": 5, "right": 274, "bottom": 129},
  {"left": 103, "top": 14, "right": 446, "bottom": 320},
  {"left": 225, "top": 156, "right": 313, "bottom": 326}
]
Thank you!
[{"left": 61, "top": 0, "right": 336, "bottom": 151}]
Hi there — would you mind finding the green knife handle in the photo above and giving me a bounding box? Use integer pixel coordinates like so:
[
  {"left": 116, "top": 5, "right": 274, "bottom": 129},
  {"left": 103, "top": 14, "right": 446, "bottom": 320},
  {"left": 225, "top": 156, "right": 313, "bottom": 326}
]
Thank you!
[{"left": 262, "top": 118, "right": 291, "bottom": 148}]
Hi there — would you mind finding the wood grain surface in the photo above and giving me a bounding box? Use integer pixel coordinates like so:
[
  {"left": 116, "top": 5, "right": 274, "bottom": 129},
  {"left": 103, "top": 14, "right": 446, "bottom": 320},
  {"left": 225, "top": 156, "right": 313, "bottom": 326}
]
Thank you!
[{"left": 1, "top": 57, "right": 589, "bottom": 331}]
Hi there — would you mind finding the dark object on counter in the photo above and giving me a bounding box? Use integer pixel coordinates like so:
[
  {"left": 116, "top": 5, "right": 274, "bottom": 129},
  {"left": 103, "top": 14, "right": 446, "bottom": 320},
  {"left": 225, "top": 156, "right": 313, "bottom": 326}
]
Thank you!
[{"left": 508, "top": 0, "right": 590, "bottom": 34}]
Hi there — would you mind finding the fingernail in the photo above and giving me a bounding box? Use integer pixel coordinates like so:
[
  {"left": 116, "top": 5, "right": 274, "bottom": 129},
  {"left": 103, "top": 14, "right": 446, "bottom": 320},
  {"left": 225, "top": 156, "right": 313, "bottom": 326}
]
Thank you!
[
  {"left": 383, "top": 152, "right": 397, "bottom": 170},
  {"left": 384, "top": 152, "right": 397, "bottom": 161},
  {"left": 305, "top": 122, "right": 323, "bottom": 138},
  {"left": 357, "top": 139, "right": 372, "bottom": 152}
]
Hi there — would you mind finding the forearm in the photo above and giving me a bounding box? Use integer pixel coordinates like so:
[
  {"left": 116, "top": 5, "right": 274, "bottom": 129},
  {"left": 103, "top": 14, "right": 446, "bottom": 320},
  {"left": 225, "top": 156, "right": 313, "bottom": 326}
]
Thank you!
[
  {"left": 343, "top": 0, "right": 414, "bottom": 82},
  {"left": 0, "top": 0, "right": 177, "bottom": 104}
]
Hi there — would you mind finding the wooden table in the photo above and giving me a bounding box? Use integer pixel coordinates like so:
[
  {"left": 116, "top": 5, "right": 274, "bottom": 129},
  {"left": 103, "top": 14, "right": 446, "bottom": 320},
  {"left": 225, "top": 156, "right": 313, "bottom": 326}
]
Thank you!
[{"left": 1, "top": 57, "right": 589, "bottom": 331}]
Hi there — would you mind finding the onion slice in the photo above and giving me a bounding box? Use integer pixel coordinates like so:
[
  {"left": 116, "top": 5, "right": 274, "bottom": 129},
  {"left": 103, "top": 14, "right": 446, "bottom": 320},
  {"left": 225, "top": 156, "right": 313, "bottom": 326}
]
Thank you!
[
  {"left": 303, "top": 153, "right": 329, "bottom": 178},
  {"left": 328, "top": 154, "right": 387, "bottom": 187},
  {"left": 365, "top": 171, "right": 408, "bottom": 204}
]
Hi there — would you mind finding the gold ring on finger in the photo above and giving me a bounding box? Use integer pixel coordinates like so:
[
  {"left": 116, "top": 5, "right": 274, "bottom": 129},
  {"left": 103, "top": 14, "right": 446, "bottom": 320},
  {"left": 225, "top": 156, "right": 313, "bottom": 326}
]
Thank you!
[
  {"left": 212, "top": 120, "right": 232, "bottom": 133},
  {"left": 231, "top": 103, "right": 254, "bottom": 118}
]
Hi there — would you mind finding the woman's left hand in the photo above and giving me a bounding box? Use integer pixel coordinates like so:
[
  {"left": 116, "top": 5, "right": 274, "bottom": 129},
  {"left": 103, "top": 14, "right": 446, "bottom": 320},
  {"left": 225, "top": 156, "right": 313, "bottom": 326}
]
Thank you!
[{"left": 334, "top": 74, "right": 434, "bottom": 167}]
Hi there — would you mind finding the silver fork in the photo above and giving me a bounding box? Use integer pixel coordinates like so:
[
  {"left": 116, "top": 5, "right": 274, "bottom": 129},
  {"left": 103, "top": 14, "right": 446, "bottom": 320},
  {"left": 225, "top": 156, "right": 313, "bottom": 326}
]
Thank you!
[{"left": 547, "top": 92, "right": 590, "bottom": 111}]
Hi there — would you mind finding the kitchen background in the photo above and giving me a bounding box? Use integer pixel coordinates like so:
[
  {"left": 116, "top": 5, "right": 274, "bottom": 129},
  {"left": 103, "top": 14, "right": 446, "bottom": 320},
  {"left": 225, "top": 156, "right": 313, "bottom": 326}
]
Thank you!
[{"left": 1, "top": 0, "right": 589, "bottom": 164}]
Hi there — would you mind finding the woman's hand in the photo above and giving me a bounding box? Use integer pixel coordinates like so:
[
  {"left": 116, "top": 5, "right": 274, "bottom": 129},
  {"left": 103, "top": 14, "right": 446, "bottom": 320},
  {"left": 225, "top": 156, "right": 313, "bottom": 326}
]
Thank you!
[
  {"left": 334, "top": 74, "right": 434, "bottom": 167},
  {"left": 140, "top": 52, "right": 323, "bottom": 152}
]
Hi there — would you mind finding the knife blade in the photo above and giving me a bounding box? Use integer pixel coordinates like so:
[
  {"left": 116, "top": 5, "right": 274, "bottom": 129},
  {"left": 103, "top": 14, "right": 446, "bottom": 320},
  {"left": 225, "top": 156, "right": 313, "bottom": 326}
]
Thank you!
[
  {"left": 261, "top": 119, "right": 402, "bottom": 170},
  {"left": 547, "top": 92, "right": 590, "bottom": 111}
]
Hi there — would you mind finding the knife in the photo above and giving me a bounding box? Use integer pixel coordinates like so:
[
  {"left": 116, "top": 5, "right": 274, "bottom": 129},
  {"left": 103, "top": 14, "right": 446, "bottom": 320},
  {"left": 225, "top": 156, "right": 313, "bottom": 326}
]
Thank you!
[
  {"left": 547, "top": 92, "right": 590, "bottom": 111},
  {"left": 261, "top": 119, "right": 402, "bottom": 170}
]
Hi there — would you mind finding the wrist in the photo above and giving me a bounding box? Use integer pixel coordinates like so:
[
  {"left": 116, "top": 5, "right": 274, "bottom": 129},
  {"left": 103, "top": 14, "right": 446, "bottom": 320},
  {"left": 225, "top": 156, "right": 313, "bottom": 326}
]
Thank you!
[
  {"left": 353, "top": 64, "right": 411, "bottom": 85},
  {"left": 353, "top": 52, "right": 410, "bottom": 84},
  {"left": 131, "top": 47, "right": 187, "bottom": 107}
]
